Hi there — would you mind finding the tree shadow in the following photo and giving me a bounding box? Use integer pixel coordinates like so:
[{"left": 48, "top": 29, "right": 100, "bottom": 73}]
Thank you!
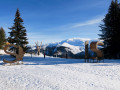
[
  {"left": 23, "top": 56, "right": 84, "bottom": 65},
  {"left": 1, "top": 55, "right": 120, "bottom": 66},
  {"left": 91, "top": 59, "right": 120, "bottom": 66}
]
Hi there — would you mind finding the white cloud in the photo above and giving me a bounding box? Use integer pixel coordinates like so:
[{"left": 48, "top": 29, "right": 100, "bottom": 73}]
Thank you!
[
  {"left": 27, "top": 16, "right": 104, "bottom": 45},
  {"left": 71, "top": 17, "right": 104, "bottom": 28}
]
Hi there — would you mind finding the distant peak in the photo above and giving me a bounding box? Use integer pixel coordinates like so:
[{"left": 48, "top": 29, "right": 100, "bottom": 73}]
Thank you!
[{"left": 67, "top": 38, "right": 91, "bottom": 42}]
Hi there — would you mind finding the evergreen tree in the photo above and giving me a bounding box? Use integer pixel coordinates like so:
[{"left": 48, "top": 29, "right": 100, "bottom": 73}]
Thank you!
[
  {"left": 8, "top": 8, "right": 28, "bottom": 52},
  {"left": 0, "top": 27, "right": 6, "bottom": 49},
  {"left": 99, "top": 0, "right": 120, "bottom": 58}
]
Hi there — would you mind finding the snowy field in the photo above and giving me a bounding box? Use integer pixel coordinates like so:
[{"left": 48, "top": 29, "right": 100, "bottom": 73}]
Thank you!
[{"left": 0, "top": 53, "right": 120, "bottom": 90}]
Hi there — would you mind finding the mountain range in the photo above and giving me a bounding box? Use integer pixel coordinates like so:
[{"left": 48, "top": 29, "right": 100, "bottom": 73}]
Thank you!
[{"left": 42, "top": 38, "right": 99, "bottom": 59}]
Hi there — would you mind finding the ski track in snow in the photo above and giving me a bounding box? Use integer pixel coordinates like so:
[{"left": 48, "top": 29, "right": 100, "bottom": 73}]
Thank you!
[{"left": 0, "top": 54, "right": 120, "bottom": 90}]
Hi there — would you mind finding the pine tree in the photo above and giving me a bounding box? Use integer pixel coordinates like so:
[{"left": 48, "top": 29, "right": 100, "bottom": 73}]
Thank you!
[
  {"left": 8, "top": 8, "right": 28, "bottom": 52},
  {"left": 0, "top": 27, "right": 6, "bottom": 49},
  {"left": 99, "top": 0, "right": 120, "bottom": 58}
]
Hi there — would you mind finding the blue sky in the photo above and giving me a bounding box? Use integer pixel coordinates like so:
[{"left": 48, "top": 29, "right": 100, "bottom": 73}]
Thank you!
[{"left": 0, "top": 0, "right": 117, "bottom": 45}]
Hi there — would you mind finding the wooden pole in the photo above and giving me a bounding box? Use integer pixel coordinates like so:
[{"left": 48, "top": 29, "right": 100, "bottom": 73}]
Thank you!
[{"left": 85, "top": 41, "right": 89, "bottom": 62}]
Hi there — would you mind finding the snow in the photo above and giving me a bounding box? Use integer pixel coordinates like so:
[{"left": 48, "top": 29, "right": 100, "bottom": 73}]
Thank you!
[
  {"left": 47, "top": 38, "right": 99, "bottom": 47},
  {"left": 47, "top": 38, "right": 89, "bottom": 47},
  {"left": 0, "top": 51, "right": 120, "bottom": 90},
  {"left": 0, "top": 50, "right": 6, "bottom": 55},
  {"left": 61, "top": 43, "right": 82, "bottom": 54},
  {"left": 46, "top": 38, "right": 101, "bottom": 55},
  {"left": 66, "top": 38, "right": 91, "bottom": 42}
]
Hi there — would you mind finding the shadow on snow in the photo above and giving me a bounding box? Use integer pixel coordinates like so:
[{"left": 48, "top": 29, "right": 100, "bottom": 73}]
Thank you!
[
  {"left": 0, "top": 55, "right": 120, "bottom": 66},
  {"left": 23, "top": 56, "right": 84, "bottom": 65}
]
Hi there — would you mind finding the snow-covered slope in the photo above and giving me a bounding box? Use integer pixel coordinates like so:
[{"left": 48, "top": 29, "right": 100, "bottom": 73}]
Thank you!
[
  {"left": 61, "top": 43, "right": 81, "bottom": 54},
  {"left": 0, "top": 50, "right": 6, "bottom": 55},
  {"left": 0, "top": 54, "right": 120, "bottom": 90},
  {"left": 48, "top": 38, "right": 91, "bottom": 47},
  {"left": 47, "top": 38, "right": 99, "bottom": 48},
  {"left": 46, "top": 38, "right": 99, "bottom": 55}
]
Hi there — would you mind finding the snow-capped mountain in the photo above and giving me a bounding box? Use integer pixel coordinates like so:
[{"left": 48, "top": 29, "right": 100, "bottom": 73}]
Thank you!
[
  {"left": 47, "top": 38, "right": 92, "bottom": 47},
  {"left": 43, "top": 38, "right": 99, "bottom": 58},
  {"left": 61, "top": 43, "right": 82, "bottom": 54},
  {"left": 47, "top": 38, "right": 99, "bottom": 47},
  {"left": 28, "top": 38, "right": 100, "bottom": 59}
]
